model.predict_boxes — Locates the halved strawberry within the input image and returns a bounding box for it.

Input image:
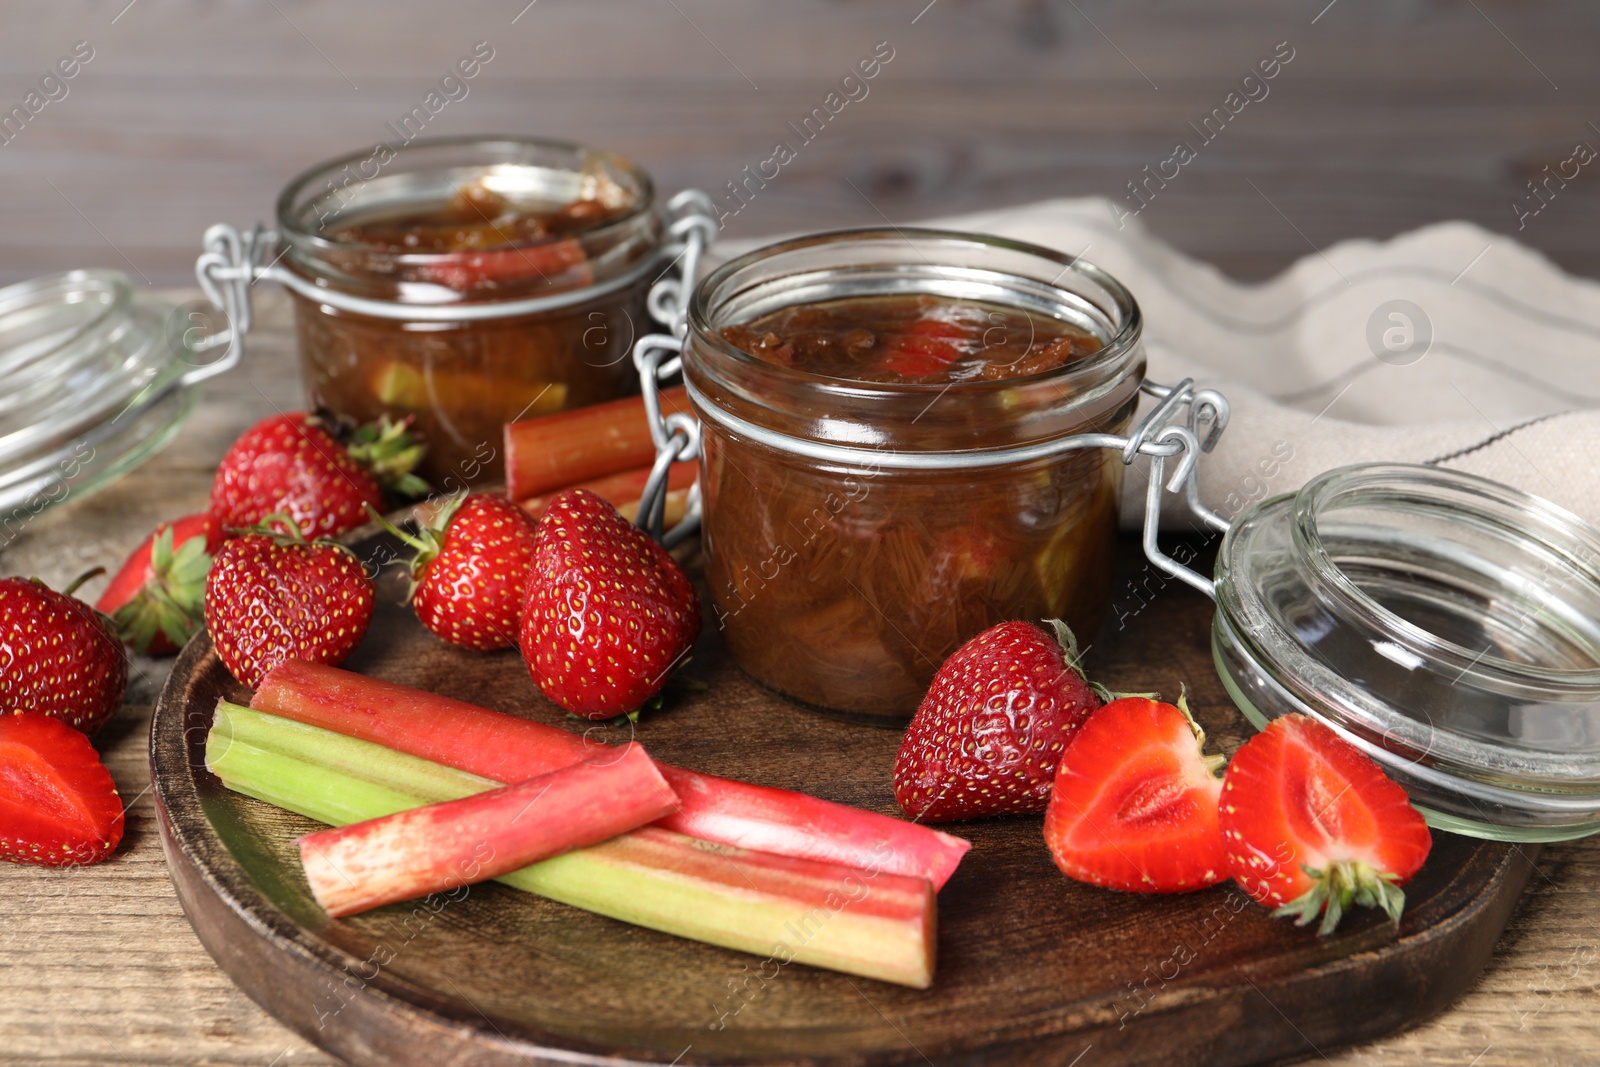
[0,712,124,867]
[95,512,222,655]
[1220,714,1432,934]
[1043,695,1227,893]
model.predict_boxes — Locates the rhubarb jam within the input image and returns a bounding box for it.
[684,229,1145,723]
[276,138,662,489]
[720,295,1102,384]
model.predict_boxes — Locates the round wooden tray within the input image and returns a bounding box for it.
[151,526,1535,1067]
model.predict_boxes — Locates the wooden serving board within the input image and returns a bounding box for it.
[150,526,1535,1067]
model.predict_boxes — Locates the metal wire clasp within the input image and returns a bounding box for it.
[1125,378,1232,599]
[190,222,273,386]
[632,190,717,547]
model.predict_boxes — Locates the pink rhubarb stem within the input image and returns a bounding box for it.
[298,742,678,918]
[252,661,970,890]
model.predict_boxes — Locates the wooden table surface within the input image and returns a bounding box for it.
[1,291,1596,1066]
[2,2,1599,1064]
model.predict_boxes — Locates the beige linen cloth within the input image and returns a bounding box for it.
[906,198,1600,532]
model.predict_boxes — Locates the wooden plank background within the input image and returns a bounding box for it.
[1,0,1598,285]
[1,2,1598,1065]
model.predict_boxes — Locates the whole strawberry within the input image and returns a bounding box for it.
[1221,715,1432,935]
[96,511,222,655]
[519,489,699,719]
[203,517,376,688]
[377,493,541,650]
[0,574,128,735]
[0,712,124,867]
[893,620,1102,822]
[211,413,426,540]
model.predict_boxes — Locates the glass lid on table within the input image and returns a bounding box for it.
[0,269,210,537]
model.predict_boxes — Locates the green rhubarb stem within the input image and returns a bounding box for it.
[207,703,938,988]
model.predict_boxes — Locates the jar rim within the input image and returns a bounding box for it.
[0,268,131,366]
[274,134,658,261]
[687,226,1143,400]
[1290,463,1600,690]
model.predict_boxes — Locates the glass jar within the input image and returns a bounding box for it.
[272,136,664,489]
[682,229,1146,722]
[0,269,202,540]
[1212,463,1600,841]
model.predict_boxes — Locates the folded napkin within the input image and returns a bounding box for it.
[909,199,1600,532]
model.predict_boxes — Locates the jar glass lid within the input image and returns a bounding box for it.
[1212,463,1600,842]
[0,270,199,539]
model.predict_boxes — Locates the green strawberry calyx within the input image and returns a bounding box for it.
[1273,858,1407,937]
[232,514,350,555]
[1042,617,1119,704]
[362,494,468,601]
[1173,688,1227,779]
[344,415,430,500]
[110,529,214,654]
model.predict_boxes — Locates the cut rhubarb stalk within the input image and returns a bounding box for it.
[503,386,693,500]
[298,742,678,918]
[518,460,697,521]
[209,703,937,987]
[251,661,971,889]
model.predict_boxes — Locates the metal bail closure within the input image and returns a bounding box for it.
[1123,378,1232,598]
[631,190,717,547]
[191,188,715,401]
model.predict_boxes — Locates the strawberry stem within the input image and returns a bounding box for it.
[61,567,107,599]
[362,503,433,556]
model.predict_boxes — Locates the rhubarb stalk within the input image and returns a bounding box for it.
[298,742,678,918]
[208,702,937,988]
[518,460,697,523]
[251,660,971,889]
[503,386,692,500]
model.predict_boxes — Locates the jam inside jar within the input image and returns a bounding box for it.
[275,137,663,488]
[683,229,1146,722]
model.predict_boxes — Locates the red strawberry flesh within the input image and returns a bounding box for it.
[1043,696,1227,893]
[1220,714,1431,934]
[0,712,124,867]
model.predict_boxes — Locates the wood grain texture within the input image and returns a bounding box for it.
[1,0,1599,1052]
[146,519,1535,1067]
[0,1,1598,287]
[0,288,1596,1066]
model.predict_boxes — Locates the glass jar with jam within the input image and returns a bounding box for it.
[269,137,665,488]
[682,229,1146,722]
